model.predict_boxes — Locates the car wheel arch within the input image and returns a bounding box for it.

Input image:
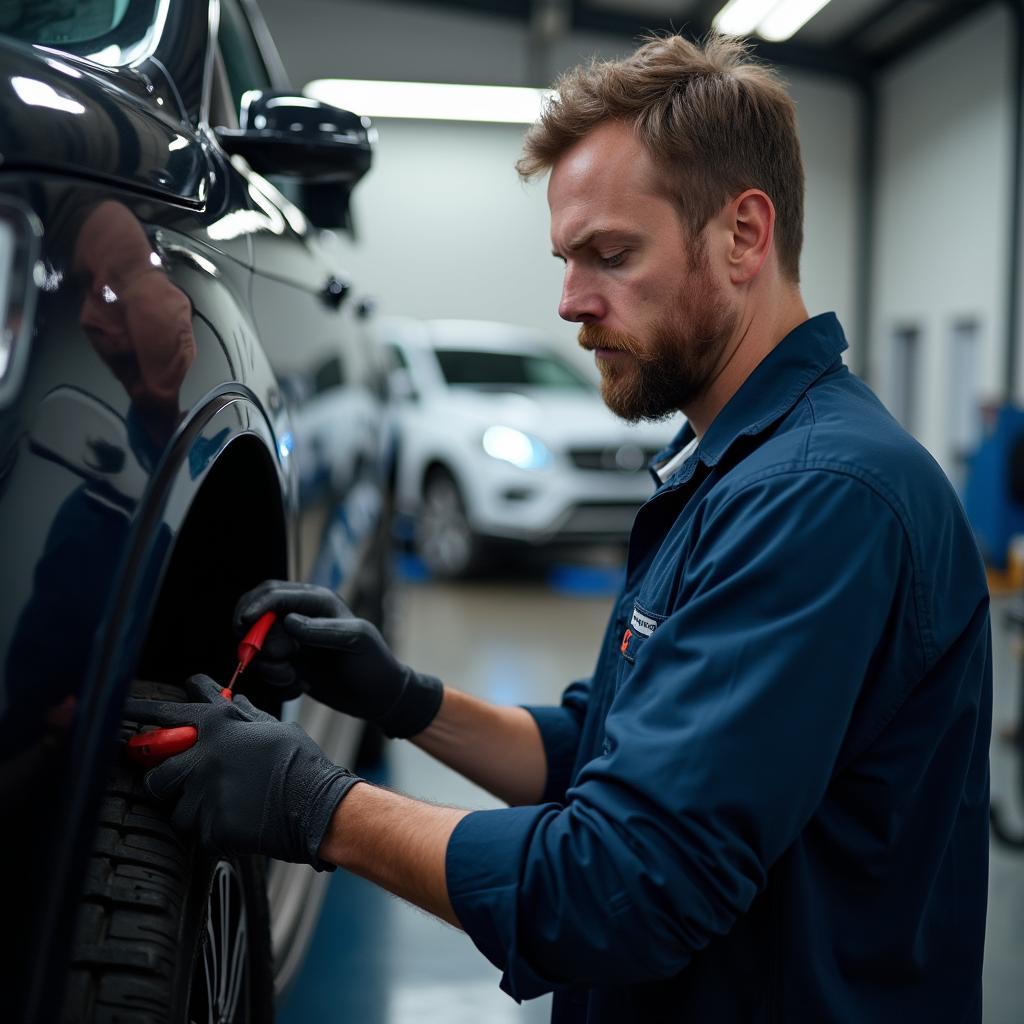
[102,390,293,711]
[27,393,292,1024]
[135,426,291,689]
[421,459,464,499]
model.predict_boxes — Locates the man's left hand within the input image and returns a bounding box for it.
[123,674,361,868]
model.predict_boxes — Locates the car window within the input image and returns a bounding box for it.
[218,0,273,114]
[434,349,594,391]
[0,0,157,62]
[313,354,346,395]
[384,344,409,370]
[216,0,306,201]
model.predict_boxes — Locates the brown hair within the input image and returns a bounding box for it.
[517,33,805,281]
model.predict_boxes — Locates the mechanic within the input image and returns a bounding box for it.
[127,33,992,1022]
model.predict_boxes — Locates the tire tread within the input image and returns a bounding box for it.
[62,683,191,1024]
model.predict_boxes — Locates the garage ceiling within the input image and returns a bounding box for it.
[398,0,996,82]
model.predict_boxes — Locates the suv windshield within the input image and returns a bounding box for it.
[0,0,158,64]
[435,348,594,391]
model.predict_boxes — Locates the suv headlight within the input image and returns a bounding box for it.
[482,425,551,469]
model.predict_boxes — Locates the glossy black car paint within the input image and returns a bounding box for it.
[0,3,388,1020]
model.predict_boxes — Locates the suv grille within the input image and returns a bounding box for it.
[568,444,661,473]
[560,502,641,535]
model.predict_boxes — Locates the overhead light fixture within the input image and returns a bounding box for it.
[712,0,833,42]
[714,0,777,36]
[758,0,834,40]
[304,79,555,124]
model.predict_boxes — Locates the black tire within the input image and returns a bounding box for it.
[62,681,274,1024]
[415,467,485,579]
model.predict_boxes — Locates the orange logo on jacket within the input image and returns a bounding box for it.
[620,628,632,654]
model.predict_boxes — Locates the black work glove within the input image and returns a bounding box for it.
[123,674,360,869]
[234,580,444,739]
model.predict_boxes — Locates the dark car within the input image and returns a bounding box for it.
[0,2,394,1021]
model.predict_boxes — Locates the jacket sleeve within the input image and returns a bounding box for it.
[445,467,918,1000]
[522,677,590,804]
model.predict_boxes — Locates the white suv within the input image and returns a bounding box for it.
[378,317,682,577]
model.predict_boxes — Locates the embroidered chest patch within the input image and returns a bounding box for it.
[629,606,659,637]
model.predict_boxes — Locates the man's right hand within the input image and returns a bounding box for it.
[234,580,444,739]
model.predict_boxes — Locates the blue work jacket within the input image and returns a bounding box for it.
[445,313,992,1023]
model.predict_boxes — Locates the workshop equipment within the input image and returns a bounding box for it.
[125,611,277,766]
[962,402,1024,571]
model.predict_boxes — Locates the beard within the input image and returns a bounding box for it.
[578,242,737,423]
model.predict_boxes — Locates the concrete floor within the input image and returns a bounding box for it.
[280,563,1024,1023]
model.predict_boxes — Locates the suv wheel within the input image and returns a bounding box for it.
[416,468,481,578]
[62,681,274,1023]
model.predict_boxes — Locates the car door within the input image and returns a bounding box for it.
[209,0,390,988]
[0,0,387,1017]
[0,3,297,1019]
[214,0,387,595]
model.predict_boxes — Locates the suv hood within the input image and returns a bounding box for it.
[443,387,682,450]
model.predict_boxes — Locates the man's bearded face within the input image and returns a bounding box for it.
[578,236,737,422]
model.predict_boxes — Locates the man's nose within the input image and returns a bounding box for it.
[558,266,604,323]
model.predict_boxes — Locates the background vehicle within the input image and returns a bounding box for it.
[378,317,681,577]
[0,1,393,1021]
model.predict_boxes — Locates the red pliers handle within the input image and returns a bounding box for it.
[125,725,199,768]
[125,610,277,766]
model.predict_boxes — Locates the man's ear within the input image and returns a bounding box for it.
[727,189,775,285]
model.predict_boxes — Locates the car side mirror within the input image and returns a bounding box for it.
[214,90,374,186]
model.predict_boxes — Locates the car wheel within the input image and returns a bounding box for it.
[62,681,274,1024]
[416,467,482,578]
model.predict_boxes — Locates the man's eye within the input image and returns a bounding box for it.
[602,252,626,268]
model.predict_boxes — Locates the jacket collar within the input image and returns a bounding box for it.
[649,312,848,486]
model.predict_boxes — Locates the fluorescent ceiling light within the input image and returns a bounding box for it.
[712,0,833,42]
[758,0,833,40]
[714,0,779,37]
[305,78,554,124]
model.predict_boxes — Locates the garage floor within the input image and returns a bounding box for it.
[279,560,1024,1024]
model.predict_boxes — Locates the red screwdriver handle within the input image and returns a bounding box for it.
[238,610,277,669]
[125,726,198,767]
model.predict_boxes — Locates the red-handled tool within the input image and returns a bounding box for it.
[125,725,199,768]
[223,610,277,697]
[125,610,278,766]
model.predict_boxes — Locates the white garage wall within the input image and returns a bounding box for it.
[259,0,862,356]
[344,117,576,344]
[788,70,861,350]
[871,3,1013,474]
